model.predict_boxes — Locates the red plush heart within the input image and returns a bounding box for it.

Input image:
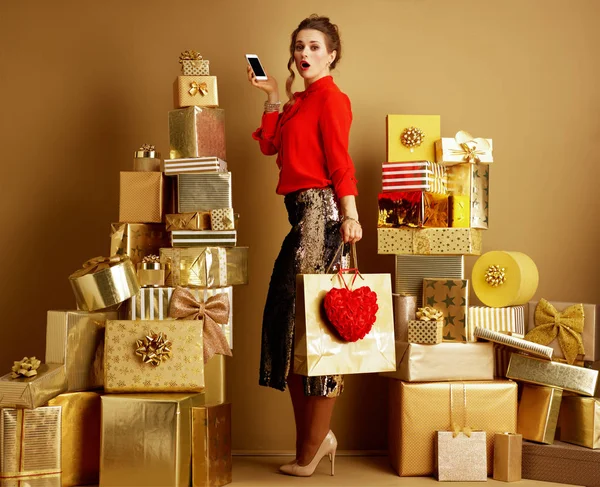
[323,286,379,342]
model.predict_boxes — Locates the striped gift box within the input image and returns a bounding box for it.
[177,172,232,212]
[164,157,227,176]
[474,327,553,360]
[382,161,447,193]
[171,230,237,247]
[468,306,525,342]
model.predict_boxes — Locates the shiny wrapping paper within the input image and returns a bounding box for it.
[392,294,416,342]
[171,230,237,248]
[100,392,203,487]
[493,433,522,482]
[468,305,525,342]
[119,171,164,223]
[177,173,232,213]
[294,273,396,376]
[164,157,227,176]
[474,327,553,359]
[436,431,487,481]
[386,114,440,162]
[161,247,248,288]
[446,163,489,229]
[435,135,494,164]
[381,161,447,193]
[494,344,513,378]
[527,300,599,362]
[110,223,169,268]
[181,59,210,76]
[47,392,101,487]
[559,396,600,449]
[388,380,518,476]
[137,261,165,288]
[0,364,66,409]
[518,384,562,444]
[45,310,118,391]
[104,320,204,393]
[166,212,211,231]
[448,194,470,228]
[210,208,235,231]
[378,227,482,255]
[177,76,219,108]
[422,278,469,342]
[407,320,443,344]
[192,403,232,487]
[133,147,161,172]
[377,190,448,228]
[507,353,599,396]
[0,407,61,486]
[168,107,226,160]
[204,355,227,404]
[381,341,494,382]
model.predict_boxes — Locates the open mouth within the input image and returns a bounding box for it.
[300,61,310,70]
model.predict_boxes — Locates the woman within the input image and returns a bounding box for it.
[248,14,362,477]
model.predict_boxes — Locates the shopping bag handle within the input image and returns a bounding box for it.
[325,242,359,274]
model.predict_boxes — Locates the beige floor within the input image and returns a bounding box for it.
[232,455,579,487]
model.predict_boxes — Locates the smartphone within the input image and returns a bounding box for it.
[246,54,268,81]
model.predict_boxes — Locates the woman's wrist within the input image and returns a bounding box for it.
[267,93,280,103]
[342,216,360,226]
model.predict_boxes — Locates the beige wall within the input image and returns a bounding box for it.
[1,0,599,453]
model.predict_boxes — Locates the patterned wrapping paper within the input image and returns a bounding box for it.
[100,393,204,487]
[110,223,169,268]
[118,171,164,223]
[378,191,448,228]
[381,161,447,193]
[493,433,522,482]
[171,230,237,248]
[192,403,232,487]
[177,76,219,108]
[169,107,226,160]
[392,294,416,342]
[45,310,118,392]
[474,327,553,359]
[210,208,235,231]
[0,364,67,409]
[378,227,482,255]
[422,278,469,342]
[181,59,210,76]
[388,380,517,477]
[0,407,61,486]
[468,306,525,342]
[166,212,212,231]
[386,114,440,162]
[407,320,443,344]
[163,157,227,176]
[47,392,101,487]
[177,173,232,213]
[104,320,204,393]
[517,384,562,444]
[559,396,600,449]
[446,163,489,229]
[436,431,487,481]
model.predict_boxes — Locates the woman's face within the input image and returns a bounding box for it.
[294,29,336,83]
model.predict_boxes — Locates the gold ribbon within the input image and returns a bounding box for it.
[168,286,232,363]
[485,264,506,287]
[189,81,208,97]
[135,331,172,366]
[416,306,444,321]
[70,255,126,278]
[524,298,585,364]
[10,357,41,379]
[452,423,473,438]
[138,143,155,151]
[449,130,492,163]
[449,383,474,438]
[179,50,203,63]
[142,254,160,264]
[400,126,425,151]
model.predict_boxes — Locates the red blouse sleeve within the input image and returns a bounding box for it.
[251,111,280,156]
[319,92,358,198]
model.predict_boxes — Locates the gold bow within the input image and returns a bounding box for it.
[452,423,472,438]
[142,255,160,264]
[524,298,585,364]
[135,331,172,366]
[189,81,208,97]
[179,50,203,62]
[450,130,491,163]
[139,143,155,151]
[11,357,41,378]
[416,306,444,321]
[70,255,126,278]
[169,286,232,363]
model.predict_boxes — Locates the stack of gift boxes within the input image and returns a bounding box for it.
[379,115,600,483]
[0,50,246,487]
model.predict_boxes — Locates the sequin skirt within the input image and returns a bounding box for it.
[259,187,344,397]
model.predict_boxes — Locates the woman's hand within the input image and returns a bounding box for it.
[247,65,279,98]
[340,219,362,244]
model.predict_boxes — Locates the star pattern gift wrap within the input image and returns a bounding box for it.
[178,173,232,213]
[388,380,517,477]
[386,114,440,162]
[0,363,67,409]
[104,320,204,393]
[436,431,487,481]
[559,396,600,449]
[378,191,448,228]
[119,171,164,223]
[378,227,482,255]
[517,384,562,444]
[446,163,489,229]
[423,278,469,342]
[177,76,219,108]
[381,161,447,193]
[0,407,61,486]
[110,223,169,268]
[468,305,525,342]
[493,433,522,482]
[192,403,232,487]
[100,393,204,487]
[169,107,226,160]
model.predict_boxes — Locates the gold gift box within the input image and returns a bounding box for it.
[436,431,487,481]
[388,380,517,476]
[378,191,448,228]
[192,403,232,487]
[168,107,226,160]
[45,310,118,391]
[210,208,235,231]
[407,320,443,344]
[448,194,470,228]
[119,171,164,223]
[166,212,212,231]
[47,392,101,487]
[386,114,440,163]
[110,223,169,268]
[177,76,219,108]
[468,306,525,342]
[517,384,562,444]
[435,135,494,165]
[181,59,210,76]
[559,396,600,449]
[507,353,599,396]
[0,407,61,486]
[0,364,67,409]
[446,163,489,229]
[204,354,227,404]
[137,261,165,287]
[177,173,232,213]
[378,227,482,255]
[493,432,522,482]
[423,278,469,342]
[133,146,161,172]
[100,393,204,487]
[104,320,204,393]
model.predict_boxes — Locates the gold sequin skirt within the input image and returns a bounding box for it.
[259,187,344,397]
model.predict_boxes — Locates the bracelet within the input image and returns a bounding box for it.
[343,217,361,226]
[264,101,281,113]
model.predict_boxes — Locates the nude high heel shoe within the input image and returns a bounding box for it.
[279,430,337,477]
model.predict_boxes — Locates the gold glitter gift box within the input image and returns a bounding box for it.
[378,227,482,255]
[169,107,226,160]
[517,384,562,444]
[0,364,67,409]
[386,114,440,163]
[378,191,448,228]
[177,76,219,108]
[110,223,169,268]
[558,396,600,449]
[493,432,522,482]
[436,431,487,481]
[422,278,469,342]
[119,171,164,223]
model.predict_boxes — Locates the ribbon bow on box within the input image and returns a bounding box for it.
[69,255,126,278]
[524,298,585,365]
[179,50,203,62]
[10,357,41,379]
[450,130,492,164]
[189,81,208,97]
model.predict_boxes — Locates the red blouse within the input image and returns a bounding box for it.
[251,75,358,199]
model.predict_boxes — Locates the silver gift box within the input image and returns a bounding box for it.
[177,172,232,213]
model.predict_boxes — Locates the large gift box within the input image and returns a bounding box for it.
[169,107,226,160]
[46,310,118,391]
[177,76,219,108]
[435,131,494,165]
[378,191,448,228]
[171,230,237,248]
[468,305,525,341]
[164,157,227,176]
[446,163,489,229]
[166,212,212,231]
[559,396,600,449]
[100,392,203,487]
[110,223,169,268]
[0,363,67,409]
[517,384,562,444]
[378,227,482,255]
[386,114,440,162]
[381,161,447,193]
[422,278,469,342]
[119,171,164,223]
[388,380,518,476]
[177,173,232,213]
[104,320,204,393]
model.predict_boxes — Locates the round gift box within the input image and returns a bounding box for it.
[137,261,165,288]
[472,251,538,307]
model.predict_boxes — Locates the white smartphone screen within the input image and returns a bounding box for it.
[247,56,267,78]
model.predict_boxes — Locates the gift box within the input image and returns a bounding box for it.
[386,114,440,163]
[446,163,489,229]
[192,403,232,487]
[119,171,164,223]
[177,76,219,108]
[133,144,162,172]
[381,161,447,193]
[179,50,210,76]
[378,191,448,228]
[526,300,598,363]
[110,223,169,268]
[210,208,235,231]
[474,327,553,359]
[506,353,599,396]
[381,341,494,382]
[468,305,525,341]
[204,354,227,404]
[171,230,237,248]
[166,212,212,231]
[407,320,443,344]
[104,320,204,392]
[517,384,562,444]
[137,257,165,287]
[47,392,101,487]
[448,194,470,228]
[45,310,118,391]
[493,433,522,482]
[161,246,248,288]
[100,392,203,487]
[129,286,174,320]
[388,379,517,476]
[0,407,61,486]
[436,431,487,481]
[177,173,232,213]
[559,396,600,449]
[169,107,226,160]
[422,278,469,342]
[0,363,67,409]
[378,227,482,255]
[392,294,416,342]
[164,156,227,176]
[435,131,494,165]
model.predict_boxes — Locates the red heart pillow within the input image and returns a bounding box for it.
[323,286,379,342]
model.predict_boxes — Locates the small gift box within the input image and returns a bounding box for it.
[436,430,487,481]
[378,191,448,228]
[448,194,471,228]
[517,384,562,444]
[435,131,494,165]
[392,293,416,342]
[179,49,210,76]
[119,171,164,223]
[468,305,525,342]
[137,255,165,287]
[178,173,232,213]
[493,433,522,482]
[169,107,226,160]
[177,76,219,108]
[378,227,482,255]
[109,223,169,268]
[210,208,235,231]
[474,327,553,359]
[559,396,600,449]
[166,211,212,231]
[0,362,67,409]
[446,162,489,229]
[133,143,161,172]
[164,156,227,176]
[407,307,444,344]
[422,278,469,342]
[381,161,447,193]
[386,114,440,163]
[171,230,237,247]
